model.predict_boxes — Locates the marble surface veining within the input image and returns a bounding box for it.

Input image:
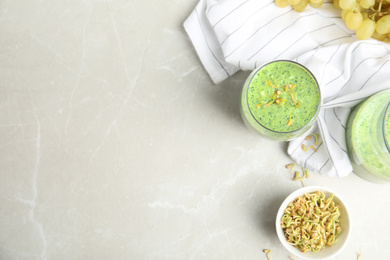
[1,0,389,259]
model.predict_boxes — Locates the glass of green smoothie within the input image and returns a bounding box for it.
[240,60,321,141]
[346,90,390,183]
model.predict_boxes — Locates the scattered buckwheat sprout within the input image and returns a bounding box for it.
[286,163,295,175]
[263,249,271,260]
[286,164,309,187]
[301,144,318,152]
[357,248,362,259]
[302,133,323,152]
[293,171,305,186]
[305,133,321,145]
[303,168,309,178]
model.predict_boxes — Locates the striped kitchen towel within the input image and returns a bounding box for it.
[184,0,390,177]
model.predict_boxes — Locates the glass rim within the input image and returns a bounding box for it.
[245,60,322,134]
[383,100,390,152]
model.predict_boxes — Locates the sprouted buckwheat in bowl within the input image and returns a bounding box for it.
[275,186,351,260]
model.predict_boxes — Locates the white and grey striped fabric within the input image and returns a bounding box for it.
[184,0,390,177]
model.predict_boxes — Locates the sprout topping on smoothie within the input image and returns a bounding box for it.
[287,115,293,126]
[256,80,302,126]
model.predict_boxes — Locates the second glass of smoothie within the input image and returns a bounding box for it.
[345,90,390,183]
[240,60,321,141]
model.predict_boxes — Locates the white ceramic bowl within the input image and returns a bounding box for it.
[275,186,351,260]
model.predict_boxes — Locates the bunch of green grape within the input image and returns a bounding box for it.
[275,0,324,12]
[275,0,390,42]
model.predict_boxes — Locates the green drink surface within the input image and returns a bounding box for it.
[246,61,320,132]
[347,91,390,178]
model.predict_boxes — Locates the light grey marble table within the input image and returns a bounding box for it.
[1,0,389,259]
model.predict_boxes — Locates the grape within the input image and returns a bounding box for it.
[293,0,309,11]
[362,11,369,19]
[333,0,341,9]
[275,0,290,8]
[288,0,302,5]
[359,0,375,9]
[356,18,376,39]
[376,15,390,34]
[345,10,363,30]
[339,0,356,10]
[310,0,323,8]
[372,31,387,41]
[359,5,366,13]
[342,8,352,20]
[274,0,390,43]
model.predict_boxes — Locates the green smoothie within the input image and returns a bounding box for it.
[345,90,390,183]
[240,60,321,141]
[385,107,390,149]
